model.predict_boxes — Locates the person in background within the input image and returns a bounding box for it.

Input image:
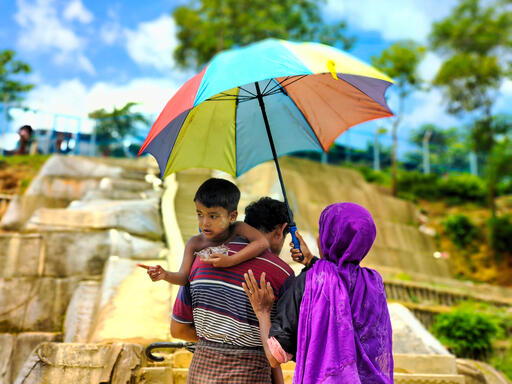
[15,125,37,155]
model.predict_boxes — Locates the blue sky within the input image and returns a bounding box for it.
[1,0,511,151]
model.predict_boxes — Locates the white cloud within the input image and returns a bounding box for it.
[400,88,458,129]
[326,0,457,42]
[418,52,443,82]
[124,15,178,71]
[101,21,124,45]
[16,0,82,51]
[63,0,93,24]
[99,5,123,45]
[22,77,181,121]
[15,0,94,74]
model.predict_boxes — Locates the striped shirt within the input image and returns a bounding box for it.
[172,238,294,347]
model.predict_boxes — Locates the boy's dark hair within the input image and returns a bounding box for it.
[244,197,290,235]
[194,178,240,212]
[19,125,33,135]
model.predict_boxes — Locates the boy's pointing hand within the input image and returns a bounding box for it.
[137,264,167,281]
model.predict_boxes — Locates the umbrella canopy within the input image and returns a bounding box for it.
[139,39,393,179]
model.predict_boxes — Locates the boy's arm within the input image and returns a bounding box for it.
[206,222,269,268]
[162,237,199,285]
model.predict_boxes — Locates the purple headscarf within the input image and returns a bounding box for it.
[294,203,393,384]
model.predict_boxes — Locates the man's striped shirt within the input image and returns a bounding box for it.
[172,239,294,347]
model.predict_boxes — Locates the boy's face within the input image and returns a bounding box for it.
[195,201,237,240]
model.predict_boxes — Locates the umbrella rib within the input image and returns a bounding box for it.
[238,86,257,97]
[261,79,274,94]
[207,92,252,102]
[277,75,308,91]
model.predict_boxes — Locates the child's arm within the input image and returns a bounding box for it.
[206,222,269,268]
[271,366,285,384]
[138,236,200,286]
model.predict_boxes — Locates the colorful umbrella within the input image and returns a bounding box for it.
[139,39,393,248]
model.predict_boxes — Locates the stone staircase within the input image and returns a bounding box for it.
[0,155,170,384]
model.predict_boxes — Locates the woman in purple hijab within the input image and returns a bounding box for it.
[243,202,393,383]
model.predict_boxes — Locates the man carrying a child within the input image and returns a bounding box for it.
[170,179,295,383]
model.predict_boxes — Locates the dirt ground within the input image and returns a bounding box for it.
[0,155,50,220]
[419,199,512,286]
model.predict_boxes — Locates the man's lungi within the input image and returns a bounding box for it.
[187,340,271,384]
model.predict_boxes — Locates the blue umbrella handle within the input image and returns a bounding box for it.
[289,224,303,261]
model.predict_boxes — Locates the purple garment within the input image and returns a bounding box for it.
[294,203,393,384]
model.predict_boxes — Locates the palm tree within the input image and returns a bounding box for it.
[89,102,149,156]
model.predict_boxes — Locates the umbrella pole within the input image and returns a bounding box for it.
[255,82,301,252]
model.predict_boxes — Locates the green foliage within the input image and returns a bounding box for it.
[488,215,512,257]
[397,171,439,200]
[88,102,149,156]
[430,0,512,216]
[437,174,487,204]
[432,309,498,359]
[0,49,34,103]
[371,40,426,196]
[498,178,512,196]
[490,348,512,380]
[405,124,471,174]
[352,165,390,185]
[371,40,426,97]
[172,0,355,69]
[442,214,480,249]
[430,0,512,115]
[0,154,50,168]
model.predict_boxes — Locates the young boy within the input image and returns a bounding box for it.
[138,178,269,285]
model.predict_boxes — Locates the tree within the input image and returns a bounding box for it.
[405,124,469,174]
[0,49,34,104]
[430,0,512,216]
[88,102,150,156]
[172,0,355,69]
[430,0,511,116]
[474,115,512,216]
[371,40,426,196]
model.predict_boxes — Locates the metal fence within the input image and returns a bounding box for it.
[0,104,481,176]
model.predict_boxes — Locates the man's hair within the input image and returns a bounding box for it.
[194,178,240,212]
[244,197,290,234]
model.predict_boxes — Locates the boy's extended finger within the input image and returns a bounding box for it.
[137,264,150,270]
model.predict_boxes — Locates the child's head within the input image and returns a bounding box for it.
[194,178,240,239]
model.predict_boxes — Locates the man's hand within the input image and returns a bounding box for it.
[242,270,275,318]
[202,253,234,268]
[290,231,314,266]
[137,264,167,281]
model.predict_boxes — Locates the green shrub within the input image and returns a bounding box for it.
[432,309,498,359]
[397,171,439,200]
[358,166,388,184]
[488,215,512,257]
[498,177,512,196]
[443,214,480,249]
[437,174,487,205]
[490,348,512,380]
